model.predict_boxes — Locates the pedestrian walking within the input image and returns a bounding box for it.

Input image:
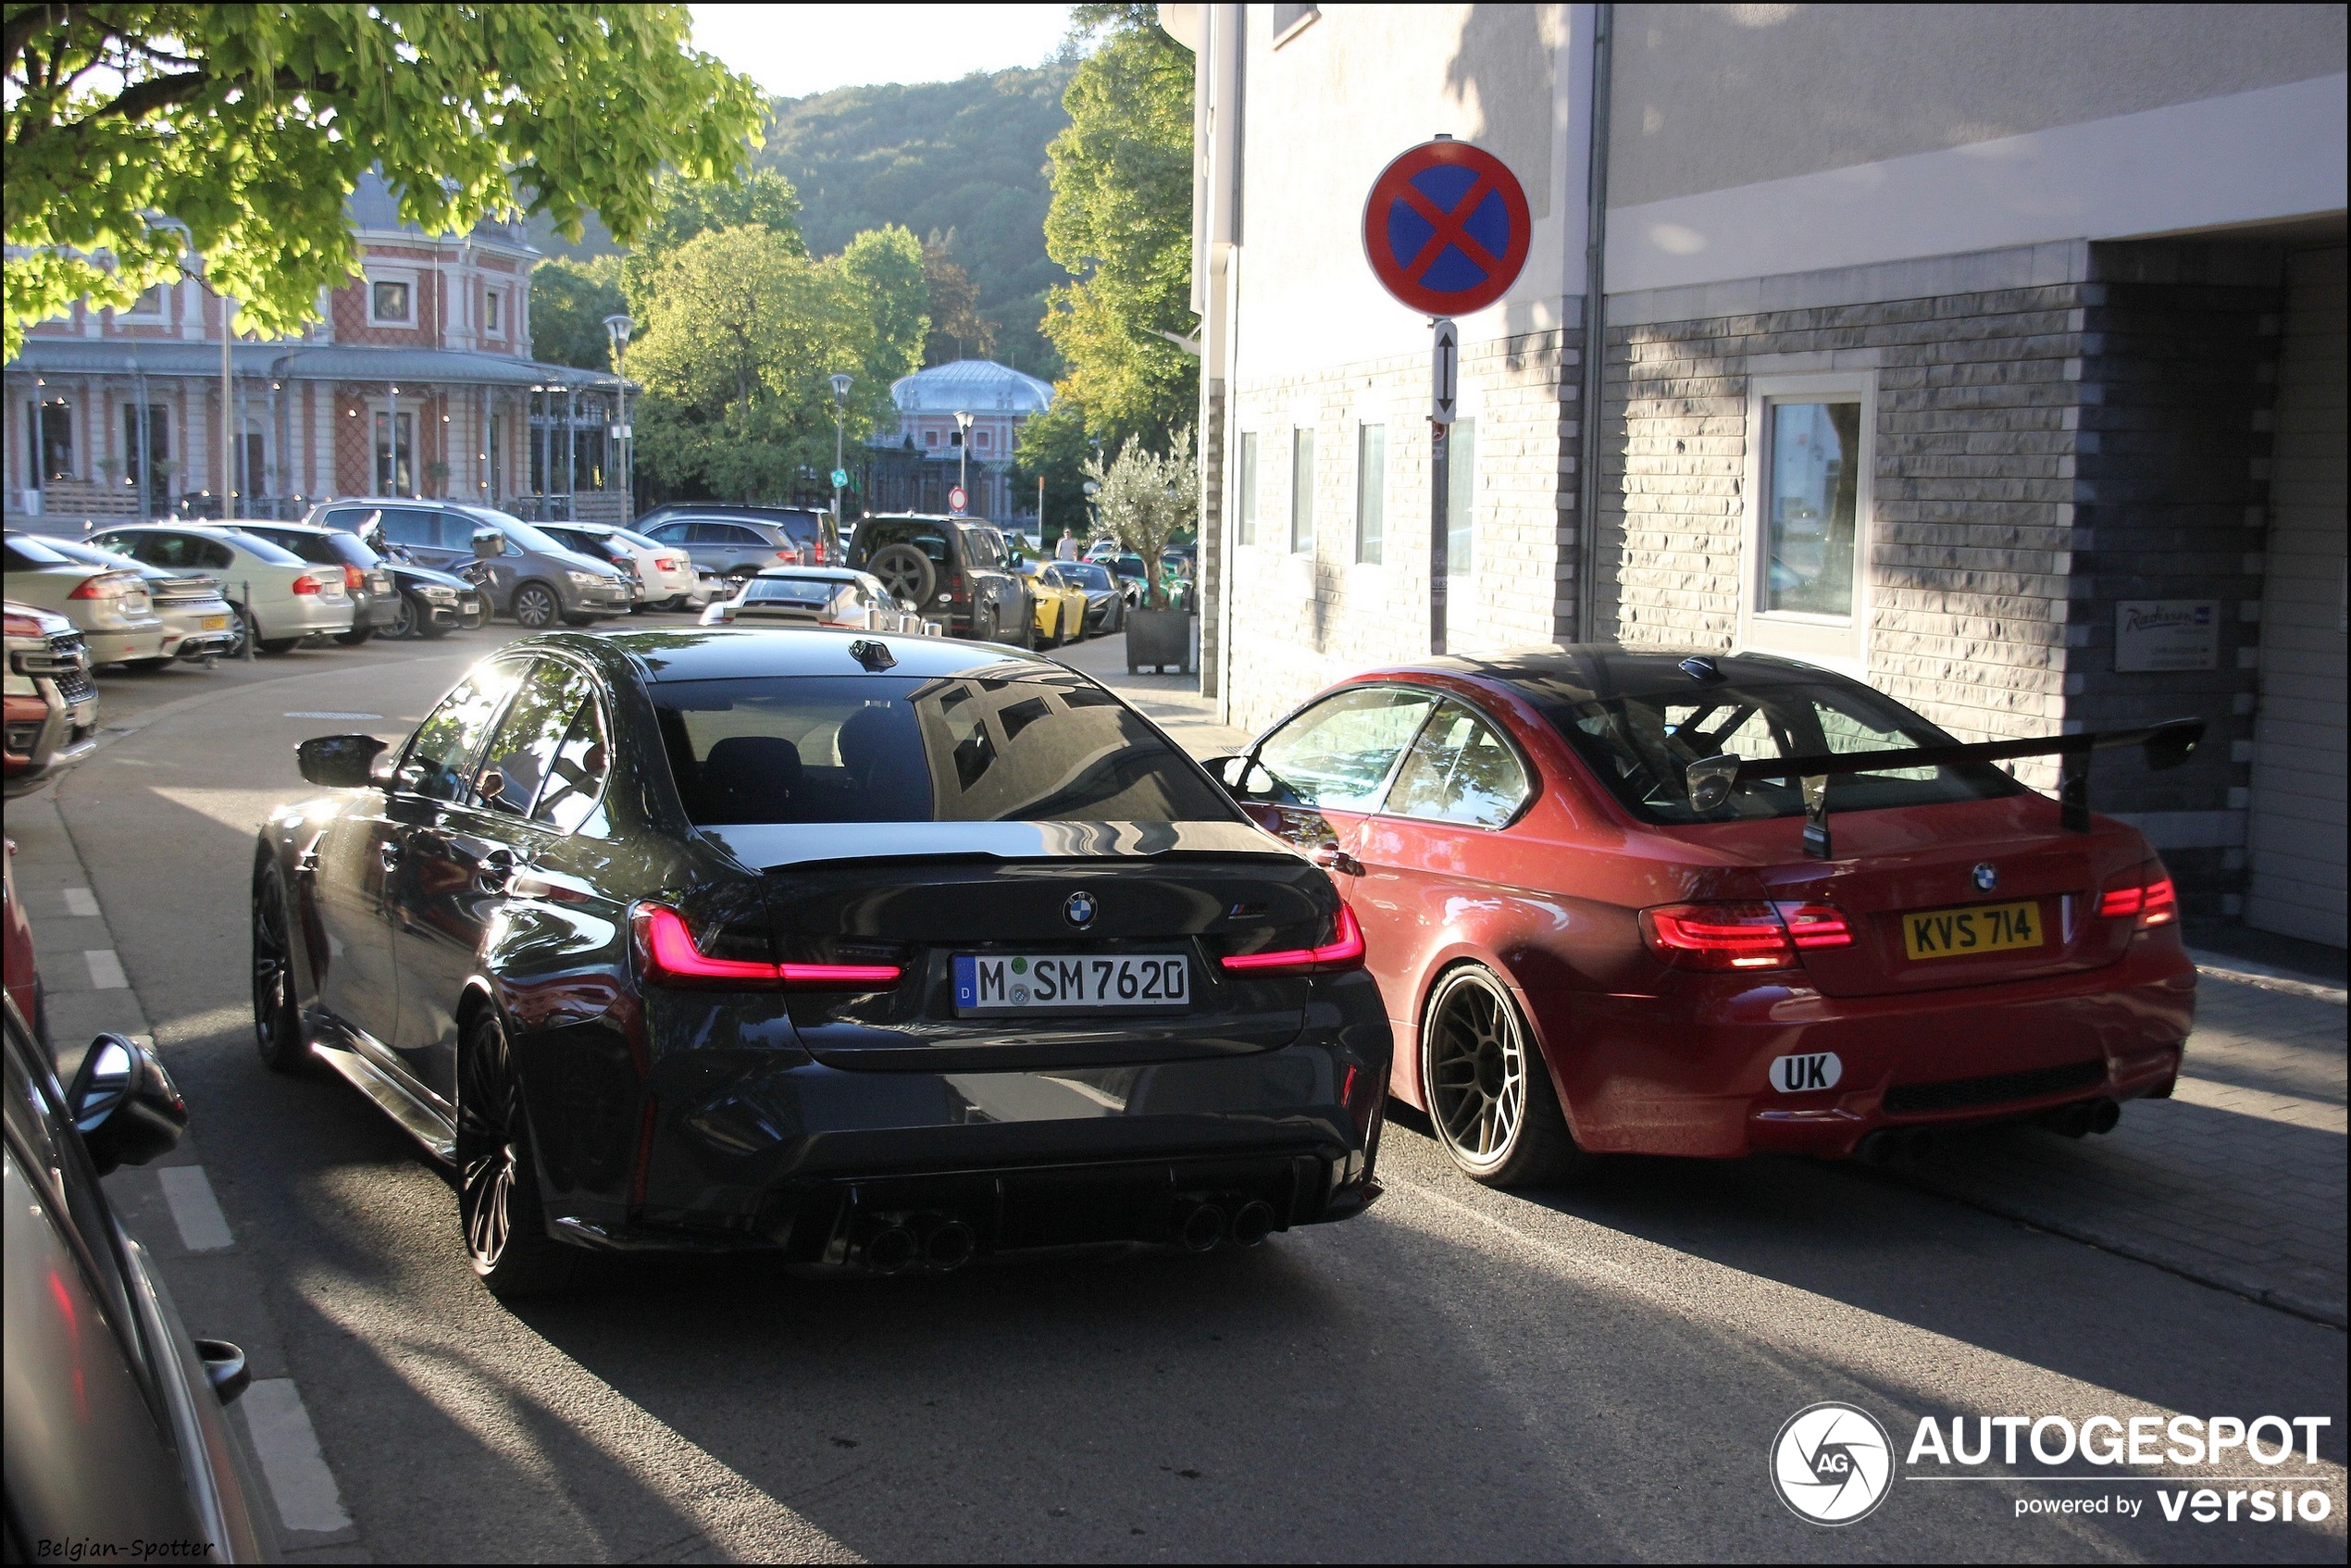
[1055,529,1080,561]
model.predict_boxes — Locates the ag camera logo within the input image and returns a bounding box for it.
[1773,1402,1894,1524]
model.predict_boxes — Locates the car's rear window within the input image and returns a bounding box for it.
[247,529,338,566]
[6,536,75,567]
[1533,672,2024,825]
[652,672,1235,826]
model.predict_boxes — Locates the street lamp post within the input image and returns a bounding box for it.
[953,410,974,511]
[828,373,853,538]
[603,314,634,525]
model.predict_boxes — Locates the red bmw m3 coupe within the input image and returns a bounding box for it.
[1209,647,2199,1186]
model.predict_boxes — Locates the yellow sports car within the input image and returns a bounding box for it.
[1016,558,1091,647]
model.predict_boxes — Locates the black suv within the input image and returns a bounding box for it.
[848,515,1032,644]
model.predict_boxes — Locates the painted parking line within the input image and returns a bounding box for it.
[62,887,99,917]
[282,711,382,720]
[157,1165,235,1251]
[83,949,128,989]
[238,1379,354,1534]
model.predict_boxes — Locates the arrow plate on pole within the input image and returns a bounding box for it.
[1432,318,1459,425]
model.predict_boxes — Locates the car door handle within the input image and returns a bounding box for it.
[475,846,518,893]
[379,840,402,869]
[1314,845,1363,877]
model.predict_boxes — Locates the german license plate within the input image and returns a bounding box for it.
[952,953,1189,1014]
[1902,900,2045,961]
[199,615,228,631]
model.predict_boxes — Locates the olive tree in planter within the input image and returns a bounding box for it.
[1086,428,1197,674]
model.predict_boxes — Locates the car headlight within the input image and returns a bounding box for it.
[418,585,458,603]
[566,569,603,588]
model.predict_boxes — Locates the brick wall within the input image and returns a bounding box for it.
[1221,327,1581,736]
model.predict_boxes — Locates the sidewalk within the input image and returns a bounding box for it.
[1053,630,1252,758]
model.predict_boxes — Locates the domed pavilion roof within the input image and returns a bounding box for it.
[891,358,1055,416]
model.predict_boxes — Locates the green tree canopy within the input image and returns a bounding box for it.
[1013,400,1099,541]
[1085,427,1195,610]
[2,3,765,359]
[637,168,804,260]
[529,254,626,371]
[921,237,997,367]
[625,222,926,505]
[1039,6,1198,453]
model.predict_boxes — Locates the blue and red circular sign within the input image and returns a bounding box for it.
[1362,140,1531,317]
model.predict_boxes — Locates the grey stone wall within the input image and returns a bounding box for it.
[1221,327,1582,736]
[1592,251,2286,915]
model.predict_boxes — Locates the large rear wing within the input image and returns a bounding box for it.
[1685,718,2206,860]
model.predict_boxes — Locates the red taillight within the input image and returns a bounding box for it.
[2098,861,2177,928]
[1774,902,1853,949]
[1639,902,1797,970]
[656,555,682,571]
[1221,902,1366,974]
[813,541,830,565]
[291,570,334,595]
[630,903,900,990]
[775,547,801,565]
[948,570,968,602]
[343,565,367,592]
[4,611,46,641]
[68,571,138,601]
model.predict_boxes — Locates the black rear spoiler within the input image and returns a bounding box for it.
[1685,717,2205,859]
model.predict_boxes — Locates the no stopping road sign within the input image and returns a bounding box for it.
[1362,140,1531,317]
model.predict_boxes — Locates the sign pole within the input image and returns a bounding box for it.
[1431,317,1458,655]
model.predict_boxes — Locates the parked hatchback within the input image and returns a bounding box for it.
[300,498,631,628]
[83,523,353,655]
[539,521,703,612]
[3,532,168,665]
[847,513,1032,644]
[636,503,840,572]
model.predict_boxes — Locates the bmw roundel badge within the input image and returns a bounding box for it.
[1972,862,1998,892]
[1064,891,1098,929]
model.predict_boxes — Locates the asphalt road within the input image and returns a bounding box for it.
[44,626,2349,1563]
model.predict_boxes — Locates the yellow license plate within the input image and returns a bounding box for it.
[1903,900,2045,961]
[200,616,228,630]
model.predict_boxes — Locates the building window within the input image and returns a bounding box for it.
[1447,418,1474,578]
[32,399,74,482]
[925,429,940,448]
[1290,427,1314,553]
[120,404,168,491]
[370,280,413,324]
[1742,374,1874,674]
[120,285,168,321]
[1237,431,1258,546]
[1271,3,1320,46]
[483,291,502,334]
[375,411,414,494]
[488,413,504,498]
[1355,422,1385,564]
[975,428,991,452]
[238,429,267,500]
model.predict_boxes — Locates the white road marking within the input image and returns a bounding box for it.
[61,886,99,917]
[282,711,382,720]
[83,949,127,989]
[238,1379,354,1533]
[157,1165,235,1251]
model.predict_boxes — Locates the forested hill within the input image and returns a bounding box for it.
[758,64,1076,377]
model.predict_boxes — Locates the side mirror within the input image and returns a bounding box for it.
[2142,717,2204,772]
[1686,753,1741,813]
[471,529,504,560]
[1203,754,1275,801]
[296,733,389,789]
[701,600,738,625]
[68,1034,187,1176]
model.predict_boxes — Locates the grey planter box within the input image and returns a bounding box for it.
[1126,607,1197,674]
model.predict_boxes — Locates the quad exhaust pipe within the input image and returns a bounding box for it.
[1176,1195,1280,1251]
[852,1213,979,1275]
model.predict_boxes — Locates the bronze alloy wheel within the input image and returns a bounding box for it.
[249,852,308,1072]
[455,1010,579,1297]
[1421,964,1585,1188]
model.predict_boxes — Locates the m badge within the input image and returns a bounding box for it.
[1770,1052,1843,1094]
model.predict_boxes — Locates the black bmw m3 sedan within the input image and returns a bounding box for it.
[253,628,1390,1294]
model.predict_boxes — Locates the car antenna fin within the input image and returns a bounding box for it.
[848,639,896,672]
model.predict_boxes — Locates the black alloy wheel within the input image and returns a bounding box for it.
[390,592,420,639]
[455,1010,579,1298]
[250,852,310,1073]
[1421,964,1586,1188]
[511,582,560,629]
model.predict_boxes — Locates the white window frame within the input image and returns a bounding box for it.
[118,283,168,323]
[367,271,417,326]
[1234,429,1259,549]
[1738,370,1877,679]
[482,288,504,337]
[1353,417,1386,566]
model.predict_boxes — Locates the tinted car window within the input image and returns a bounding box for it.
[1540,672,2025,825]
[653,673,1233,826]
[398,664,521,803]
[646,521,691,544]
[1256,686,1438,811]
[1056,562,1113,591]
[456,507,567,556]
[246,529,338,566]
[218,530,303,566]
[379,507,442,547]
[1385,701,1530,828]
[477,660,592,815]
[6,537,75,567]
[963,528,1003,569]
[692,522,764,546]
[322,506,378,532]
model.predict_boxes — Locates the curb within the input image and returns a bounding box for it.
[2187,951,2348,1008]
